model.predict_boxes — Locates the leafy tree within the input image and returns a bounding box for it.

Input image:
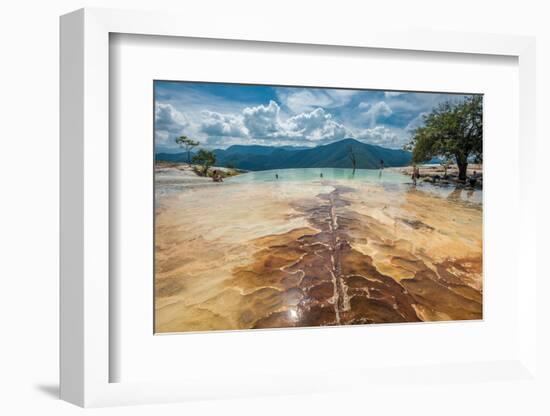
[175,135,200,163]
[406,96,482,180]
[192,149,216,175]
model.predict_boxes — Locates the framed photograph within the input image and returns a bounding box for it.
[153,80,483,333]
[60,8,538,407]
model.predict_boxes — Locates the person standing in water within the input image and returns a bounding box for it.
[380,159,385,170]
[320,172,323,178]
[275,173,279,179]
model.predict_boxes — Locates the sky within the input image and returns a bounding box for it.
[154,81,473,153]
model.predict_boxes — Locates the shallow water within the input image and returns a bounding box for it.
[205,167,482,204]
[155,172,483,333]
[227,168,408,184]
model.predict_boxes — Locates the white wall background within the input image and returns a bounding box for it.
[0,0,548,415]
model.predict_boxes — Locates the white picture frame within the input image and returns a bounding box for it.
[60,7,538,407]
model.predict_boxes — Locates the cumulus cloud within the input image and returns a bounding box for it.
[242,100,282,138]
[155,103,188,133]
[155,98,409,150]
[361,101,393,126]
[286,107,350,142]
[155,103,189,148]
[196,101,351,144]
[200,110,248,138]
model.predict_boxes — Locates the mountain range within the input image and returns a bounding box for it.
[156,138,412,171]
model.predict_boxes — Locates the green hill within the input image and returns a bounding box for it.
[157,138,412,170]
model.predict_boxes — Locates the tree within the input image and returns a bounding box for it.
[406,95,482,181]
[347,145,357,172]
[192,149,216,175]
[175,135,199,163]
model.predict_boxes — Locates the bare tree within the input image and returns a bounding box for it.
[175,135,200,163]
[347,145,357,173]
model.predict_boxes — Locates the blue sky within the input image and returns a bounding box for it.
[155,81,473,153]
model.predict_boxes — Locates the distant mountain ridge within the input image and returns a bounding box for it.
[156,138,412,170]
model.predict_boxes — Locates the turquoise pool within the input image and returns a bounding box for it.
[226,168,409,184]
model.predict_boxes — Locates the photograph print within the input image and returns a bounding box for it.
[154,81,483,333]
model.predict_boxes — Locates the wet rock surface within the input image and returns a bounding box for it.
[155,180,482,332]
